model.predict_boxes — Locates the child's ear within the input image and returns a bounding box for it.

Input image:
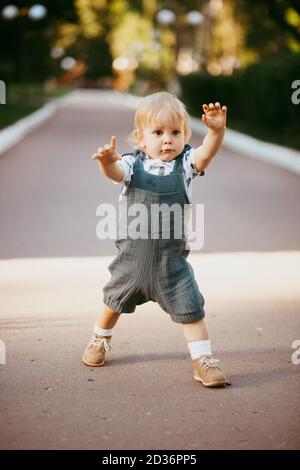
[135,130,145,148]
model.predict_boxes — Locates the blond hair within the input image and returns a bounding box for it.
[126,91,192,149]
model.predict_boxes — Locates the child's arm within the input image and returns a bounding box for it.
[194,102,227,172]
[91,135,125,183]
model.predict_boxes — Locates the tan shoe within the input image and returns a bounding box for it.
[82,334,112,367]
[193,355,231,387]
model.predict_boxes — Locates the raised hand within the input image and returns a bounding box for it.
[91,136,121,166]
[201,102,227,131]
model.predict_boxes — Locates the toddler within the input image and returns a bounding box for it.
[83,91,230,388]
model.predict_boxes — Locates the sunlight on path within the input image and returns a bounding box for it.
[0,252,299,319]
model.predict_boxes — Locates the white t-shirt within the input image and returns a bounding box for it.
[112,146,204,203]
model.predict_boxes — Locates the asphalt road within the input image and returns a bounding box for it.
[0,90,299,450]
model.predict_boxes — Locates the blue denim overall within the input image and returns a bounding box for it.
[103,145,205,324]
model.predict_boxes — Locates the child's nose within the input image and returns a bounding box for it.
[163,134,172,143]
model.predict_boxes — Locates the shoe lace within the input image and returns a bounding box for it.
[89,336,112,352]
[199,356,220,371]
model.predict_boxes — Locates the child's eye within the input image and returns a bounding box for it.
[153,130,180,136]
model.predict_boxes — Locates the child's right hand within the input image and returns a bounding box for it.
[91,136,121,166]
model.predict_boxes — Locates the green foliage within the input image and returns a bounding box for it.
[0,1,79,83]
[84,38,112,78]
[179,53,300,150]
[0,104,41,130]
[235,0,300,57]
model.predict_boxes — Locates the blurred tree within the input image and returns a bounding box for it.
[210,1,244,65]
[58,0,113,83]
[0,0,78,83]
[234,0,300,59]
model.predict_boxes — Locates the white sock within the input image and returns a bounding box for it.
[93,324,113,337]
[187,339,212,360]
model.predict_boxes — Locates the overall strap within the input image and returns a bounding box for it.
[173,144,191,172]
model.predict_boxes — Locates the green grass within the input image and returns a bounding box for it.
[0,84,71,130]
[45,85,71,98]
[0,104,41,130]
[7,83,71,99]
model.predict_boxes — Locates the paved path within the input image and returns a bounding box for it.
[0,91,299,450]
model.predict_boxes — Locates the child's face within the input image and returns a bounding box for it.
[138,114,185,161]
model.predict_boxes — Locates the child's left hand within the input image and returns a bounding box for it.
[202,102,227,131]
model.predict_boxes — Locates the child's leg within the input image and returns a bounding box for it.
[182,318,209,342]
[182,318,230,386]
[96,306,122,329]
[93,305,122,336]
[182,318,212,359]
[83,306,121,366]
